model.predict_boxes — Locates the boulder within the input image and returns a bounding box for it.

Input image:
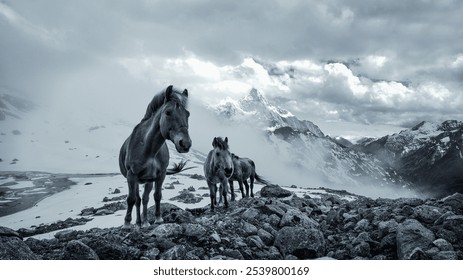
[396,219,435,260]
[279,208,319,229]
[440,193,463,211]
[274,226,325,259]
[150,223,184,238]
[260,185,292,198]
[61,240,99,260]
[0,227,40,260]
[414,205,445,224]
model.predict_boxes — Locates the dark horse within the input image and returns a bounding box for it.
[229,153,270,200]
[119,85,192,227]
[204,137,234,211]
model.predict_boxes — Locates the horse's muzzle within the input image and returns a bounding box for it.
[224,168,233,177]
[175,137,192,153]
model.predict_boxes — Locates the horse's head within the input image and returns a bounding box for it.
[211,137,234,178]
[160,85,192,153]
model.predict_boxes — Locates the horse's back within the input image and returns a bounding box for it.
[240,158,255,179]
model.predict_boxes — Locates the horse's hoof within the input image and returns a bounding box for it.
[154,217,164,224]
[142,222,150,228]
[122,223,132,230]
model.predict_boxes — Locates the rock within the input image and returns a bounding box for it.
[396,219,435,260]
[183,224,207,239]
[150,224,184,238]
[409,247,427,260]
[94,209,115,216]
[169,189,202,204]
[354,219,370,231]
[378,219,398,238]
[247,235,266,249]
[160,245,187,260]
[241,221,258,236]
[434,211,455,225]
[414,205,444,224]
[433,251,458,260]
[274,226,325,259]
[442,215,463,240]
[352,231,372,245]
[342,212,359,223]
[257,229,274,246]
[0,227,40,260]
[432,238,453,251]
[55,229,79,241]
[143,247,161,260]
[211,232,221,243]
[242,208,260,222]
[353,242,370,258]
[222,249,243,259]
[440,193,463,211]
[87,239,128,260]
[260,185,292,198]
[279,208,319,229]
[255,246,282,259]
[61,240,99,260]
[260,204,286,217]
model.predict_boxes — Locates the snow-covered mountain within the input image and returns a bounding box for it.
[356,120,463,197]
[212,89,413,198]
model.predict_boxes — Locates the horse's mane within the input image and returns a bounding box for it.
[141,86,188,122]
[214,137,229,150]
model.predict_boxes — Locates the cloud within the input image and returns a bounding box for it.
[1,1,462,130]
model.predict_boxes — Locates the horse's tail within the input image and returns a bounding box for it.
[166,160,195,175]
[254,173,271,186]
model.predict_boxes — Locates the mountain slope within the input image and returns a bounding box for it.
[212,89,412,198]
[356,120,463,197]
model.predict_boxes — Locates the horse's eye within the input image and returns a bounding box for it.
[165,110,172,116]
[216,152,220,156]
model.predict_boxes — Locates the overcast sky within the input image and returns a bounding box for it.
[1,0,463,135]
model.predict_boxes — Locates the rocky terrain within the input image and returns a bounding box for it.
[1,185,462,260]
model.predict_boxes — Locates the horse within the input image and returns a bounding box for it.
[203,137,234,211]
[229,153,270,200]
[119,85,192,227]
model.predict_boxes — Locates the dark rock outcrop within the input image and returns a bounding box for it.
[3,190,462,260]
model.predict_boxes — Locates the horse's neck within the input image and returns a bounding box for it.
[143,110,165,155]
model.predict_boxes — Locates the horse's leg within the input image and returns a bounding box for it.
[221,180,229,208]
[135,184,142,227]
[207,181,217,211]
[229,180,235,201]
[238,179,246,198]
[218,184,223,205]
[141,182,153,227]
[124,171,138,228]
[153,173,166,224]
[249,175,255,197]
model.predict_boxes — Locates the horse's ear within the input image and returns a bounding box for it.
[212,137,217,147]
[165,85,174,102]
[225,137,228,143]
[182,89,188,97]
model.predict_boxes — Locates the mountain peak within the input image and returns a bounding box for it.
[240,88,269,108]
